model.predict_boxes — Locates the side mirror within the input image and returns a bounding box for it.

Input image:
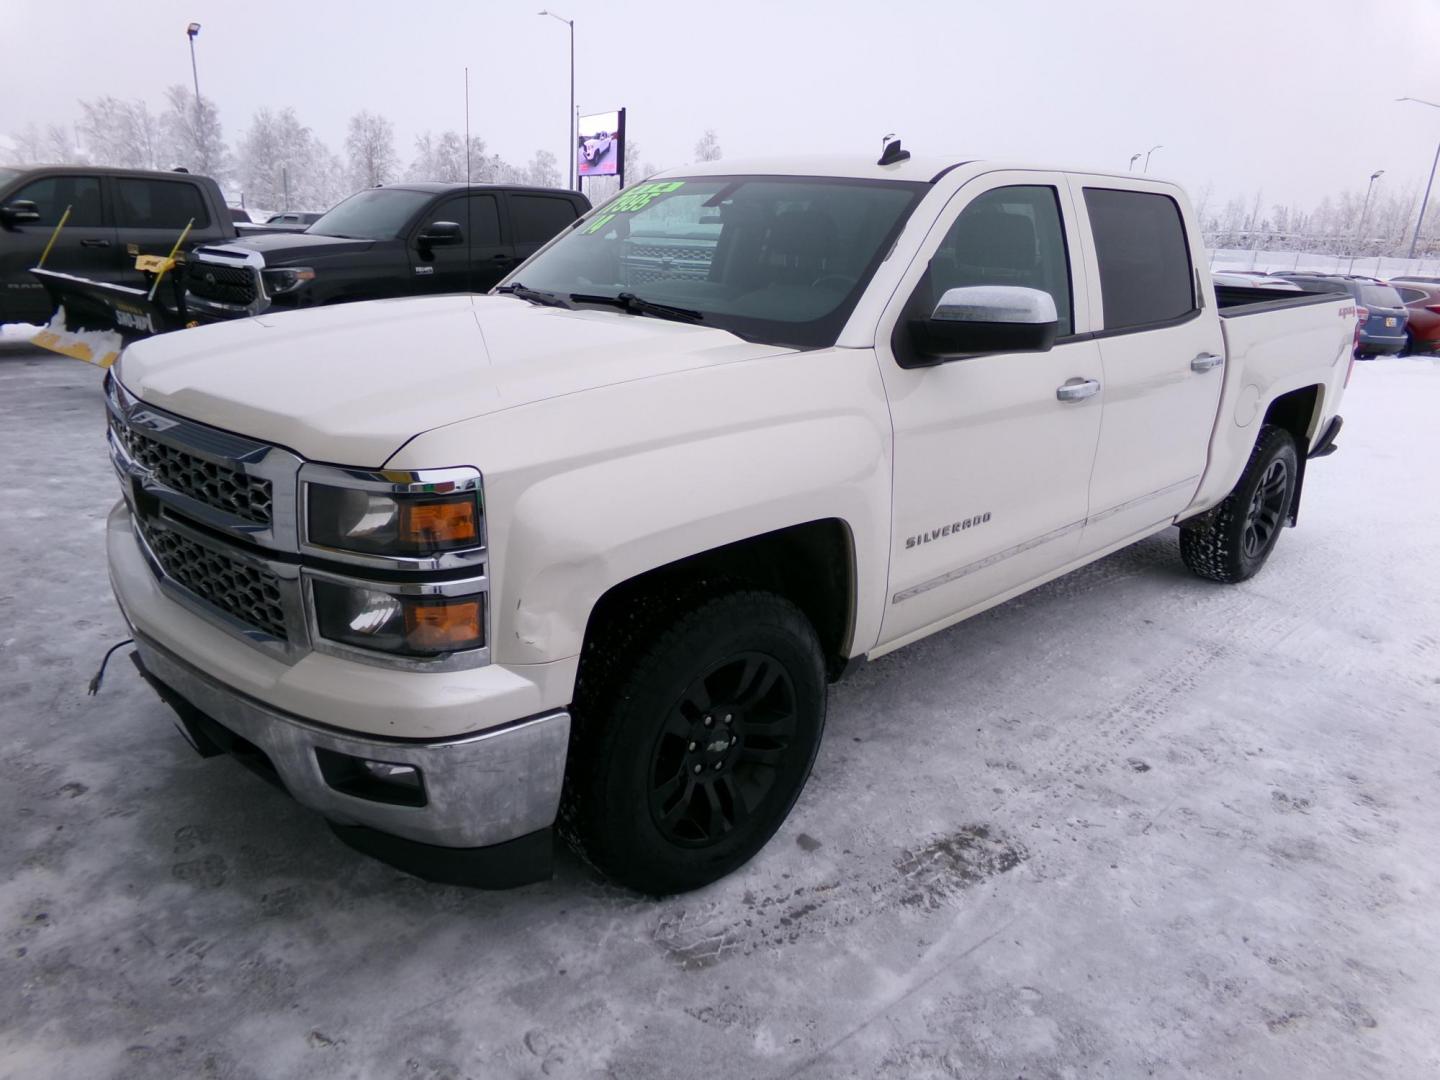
[0,200,42,226]
[911,285,1059,359]
[417,221,463,248]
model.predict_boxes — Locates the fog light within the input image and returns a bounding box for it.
[315,747,427,807]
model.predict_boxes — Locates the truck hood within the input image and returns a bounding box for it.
[115,295,792,466]
[194,232,376,263]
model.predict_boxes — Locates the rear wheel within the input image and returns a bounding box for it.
[1180,425,1298,584]
[560,589,826,895]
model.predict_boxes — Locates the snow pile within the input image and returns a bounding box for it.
[0,322,43,343]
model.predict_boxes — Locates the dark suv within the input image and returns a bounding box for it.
[1274,273,1409,357]
[0,164,235,324]
[183,183,590,321]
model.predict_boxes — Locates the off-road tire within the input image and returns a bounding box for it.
[559,588,826,895]
[1180,425,1299,584]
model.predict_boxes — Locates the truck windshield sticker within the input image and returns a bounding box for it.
[584,180,686,234]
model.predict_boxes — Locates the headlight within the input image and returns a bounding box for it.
[307,485,481,557]
[312,581,485,657]
[261,266,316,294]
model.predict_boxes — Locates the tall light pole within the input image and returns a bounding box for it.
[1355,169,1384,251]
[186,23,202,106]
[1398,97,1440,260]
[1144,144,1163,173]
[1128,153,1141,171]
[539,10,575,191]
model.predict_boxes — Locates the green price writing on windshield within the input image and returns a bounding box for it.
[584,181,686,234]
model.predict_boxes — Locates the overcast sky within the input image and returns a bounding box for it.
[4,0,1438,210]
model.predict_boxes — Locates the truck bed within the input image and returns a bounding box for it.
[1214,282,1345,317]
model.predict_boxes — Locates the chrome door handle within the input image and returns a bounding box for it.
[1191,352,1223,373]
[1056,378,1101,402]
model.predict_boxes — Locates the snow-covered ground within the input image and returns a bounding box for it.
[1,342,1437,1078]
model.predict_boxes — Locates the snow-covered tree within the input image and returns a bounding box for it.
[238,107,344,211]
[345,110,399,189]
[78,97,161,169]
[160,84,228,180]
[694,129,722,162]
[408,131,486,183]
[45,123,85,164]
[525,149,560,188]
[8,123,46,163]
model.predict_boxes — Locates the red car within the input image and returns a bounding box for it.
[1393,279,1440,355]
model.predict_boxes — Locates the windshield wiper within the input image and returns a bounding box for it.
[494,282,571,308]
[568,291,704,324]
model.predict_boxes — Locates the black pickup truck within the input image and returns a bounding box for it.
[0,164,244,325]
[183,183,590,320]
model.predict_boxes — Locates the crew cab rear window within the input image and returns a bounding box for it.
[1084,188,1194,331]
[510,195,578,245]
[10,174,104,226]
[115,178,211,230]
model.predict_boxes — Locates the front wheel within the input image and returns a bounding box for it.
[561,590,827,895]
[1179,425,1299,584]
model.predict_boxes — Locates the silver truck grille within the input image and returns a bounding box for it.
[110,415,274,526]
[137,516,289,640]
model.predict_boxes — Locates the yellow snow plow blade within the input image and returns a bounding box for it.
[29,303,123,368]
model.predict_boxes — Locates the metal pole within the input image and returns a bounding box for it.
[569,20,576,191]
[189,37,201,105]
[1409,140,1439,260]
[1144,145,1163,173]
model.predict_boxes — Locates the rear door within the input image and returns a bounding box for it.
[112,175,227,266]
[410,192,510,293]
[0,172,115,323]
[1072,182,1225,553]
[505,191,582,265]
[876,172,1105,648]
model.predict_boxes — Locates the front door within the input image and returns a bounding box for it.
[0,172,115,323]
[1070,181,1226,551]
[876,174,1104,650]
[411,193,514,294]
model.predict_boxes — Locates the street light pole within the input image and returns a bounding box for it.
[1144,144,1163,173]
[1398,97,1440,260]
[1355,169,1384,252]
[539,10,576,191]
[186,23,202,105]
[1128,153,1141,171]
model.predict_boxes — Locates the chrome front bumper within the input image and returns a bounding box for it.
[130,630,570,853]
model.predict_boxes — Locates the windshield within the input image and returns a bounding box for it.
[1358,284,1403,309]
[307,188,431,240]
[507,175,926,348]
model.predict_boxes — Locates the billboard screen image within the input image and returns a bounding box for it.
[578,109,622,177]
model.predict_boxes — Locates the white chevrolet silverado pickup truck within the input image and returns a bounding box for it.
[105,147,1353,894]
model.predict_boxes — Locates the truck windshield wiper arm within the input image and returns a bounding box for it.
[568,291,705,324]
[494,282,571,308]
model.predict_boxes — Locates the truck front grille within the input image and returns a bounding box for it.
[189,262,258,306]
[137,516,288,641]
[111,417,273,526]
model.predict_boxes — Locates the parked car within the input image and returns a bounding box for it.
[105,152,1352,894]
[182,182,590,320]
[0,164,238,326]
[1212,271,1301,291]
[267,210,323,226]
[1392,279,1440,355]
[1274,273,1409,356]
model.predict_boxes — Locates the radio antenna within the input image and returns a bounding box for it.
[464,66,473,296]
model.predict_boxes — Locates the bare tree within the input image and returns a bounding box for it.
[160,84,228,179]
[694,129,722,162]
[345,111,399,189]
[45,123,85,164]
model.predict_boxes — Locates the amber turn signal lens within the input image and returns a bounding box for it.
[404,597,484,652]
[399,498,479,548]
